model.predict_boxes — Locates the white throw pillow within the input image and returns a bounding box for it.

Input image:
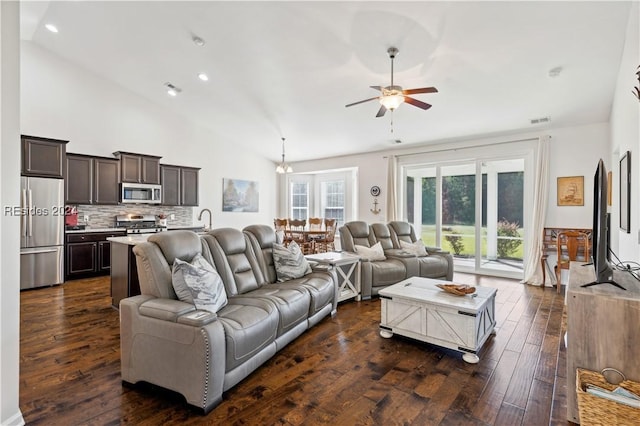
[172,253,228,313]
[400,239,429,257]
[354,242,386,261]
[272,241,312,282]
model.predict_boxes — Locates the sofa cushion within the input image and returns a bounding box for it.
[272,241,312,282]
[400,239,429,257]
[172,253,228,313]
[354,242,386,261]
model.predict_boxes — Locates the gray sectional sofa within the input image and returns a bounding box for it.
[120,225,335,413]
[339,221,453,299]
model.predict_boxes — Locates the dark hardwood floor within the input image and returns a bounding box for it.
[20,274,572,425]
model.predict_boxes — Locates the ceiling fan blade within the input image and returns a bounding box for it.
[376,105,387,117]
[404,96,432,110]
[369,86,383,92]
[345,96,380,108]
[403,87,438,95]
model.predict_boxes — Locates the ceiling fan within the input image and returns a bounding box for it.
[346,47,438,117]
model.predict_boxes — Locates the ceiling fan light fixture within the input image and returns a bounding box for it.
[276,137,293,174]
[380,93,404,110]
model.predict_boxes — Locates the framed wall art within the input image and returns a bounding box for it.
[557,176,584,206]
[222,178,259,212]
[620,151,631,233]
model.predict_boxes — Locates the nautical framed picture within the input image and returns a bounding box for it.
[557,176,584,206]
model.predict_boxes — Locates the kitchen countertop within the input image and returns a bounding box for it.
[167,225,206,231]
[107,235,150,245]
[66,227,125,234]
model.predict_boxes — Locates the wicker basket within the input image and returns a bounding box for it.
[576,368,640,425]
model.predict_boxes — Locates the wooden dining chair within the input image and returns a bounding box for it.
[555,230,590,293]
[273,218,290,245]
[286,219,313,254]
[316,218,337,253]
[308,217,323,230]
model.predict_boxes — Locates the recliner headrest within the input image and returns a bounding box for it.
[208,228,247,254]
[147,230,202,265]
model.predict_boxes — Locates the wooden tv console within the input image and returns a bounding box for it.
[566,262,640,423]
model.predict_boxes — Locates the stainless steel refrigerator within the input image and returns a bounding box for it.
[20,177,64,289]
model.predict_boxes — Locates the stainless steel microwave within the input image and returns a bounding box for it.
[120,183,162,204]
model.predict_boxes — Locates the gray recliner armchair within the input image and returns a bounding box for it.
[339,221,406,299]
[388,221,453,281]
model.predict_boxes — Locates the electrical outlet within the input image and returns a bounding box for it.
[170,214,175,220]
[83,215,89,223]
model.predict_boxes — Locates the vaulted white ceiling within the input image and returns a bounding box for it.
[21,1,632,162]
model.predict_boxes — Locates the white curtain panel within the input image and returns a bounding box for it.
[522,135,550,285]
[386,155,398,221]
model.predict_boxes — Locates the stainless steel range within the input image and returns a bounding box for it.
[115,214,167,234]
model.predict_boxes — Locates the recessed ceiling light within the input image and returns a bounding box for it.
[164,82,182,97]
[197,73,209,82]
[192,35,206,47]
[45,24,58,33]
[548,66,563,78]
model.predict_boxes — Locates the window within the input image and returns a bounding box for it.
[321,180,345,226]
[290,182,308,220]
[285,169,356,224]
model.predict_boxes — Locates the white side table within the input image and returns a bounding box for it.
[306,252,361,302]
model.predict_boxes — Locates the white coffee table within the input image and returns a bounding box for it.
[379,277,497,364]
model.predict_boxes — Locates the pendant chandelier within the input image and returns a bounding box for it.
[275,137,292,174]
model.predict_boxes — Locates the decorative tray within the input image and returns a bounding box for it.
[436,283,476,296]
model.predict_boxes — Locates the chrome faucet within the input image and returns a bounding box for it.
[197,208,212,231]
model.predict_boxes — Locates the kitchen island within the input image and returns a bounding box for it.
[108,235,149,308]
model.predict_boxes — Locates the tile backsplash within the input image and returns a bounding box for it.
[71,204,193,228]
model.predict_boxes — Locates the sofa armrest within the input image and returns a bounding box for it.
[310,263,331,273]
[177,310,218,326]
[384,248,416,258]
[426,246,450,255]
[139,298,196,322]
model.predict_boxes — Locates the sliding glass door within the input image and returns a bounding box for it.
[404,156,525,279]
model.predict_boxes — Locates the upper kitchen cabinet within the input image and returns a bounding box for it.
[160,164,200,206]
[93,157,120,204]
[21,135,68,178]
[66,154,93,204]
[180,167,200,206]
[66,154,120,205]
[113,152,161,184]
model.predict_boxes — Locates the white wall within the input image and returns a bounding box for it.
[610,2,640,263]
[291,122,611,231]
[21,41,277,230]
[1,2,24,425]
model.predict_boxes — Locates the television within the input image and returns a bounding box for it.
[582,159,625,290]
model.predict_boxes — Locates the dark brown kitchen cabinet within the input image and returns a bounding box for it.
[181,167,199,206]
[65,231,126,280]
[160,165,181,206]
[21,135,68,178]
[93,157,120,204]
[160,164,200,206]
[113,151,161,184]
[98,241,112,272]
[66,154,93,204]
[66,154,119,205]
